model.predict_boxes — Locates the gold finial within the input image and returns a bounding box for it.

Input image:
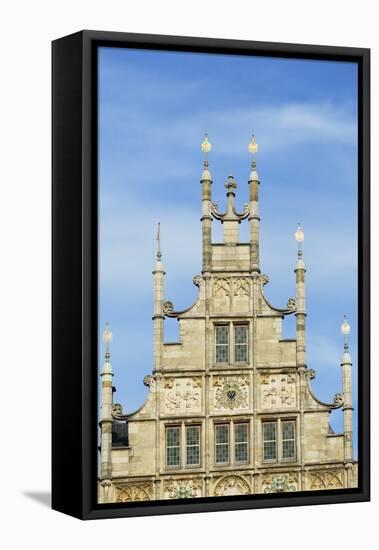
[156,222,161,260]
[295,223,304,259]
[248,133,258,155]
[103,322,112,361]
[201,133,211,161]
[341,315,350,351]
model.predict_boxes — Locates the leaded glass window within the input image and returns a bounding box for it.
[166,426,180,467]
[186,425,200,466]
[234,325,248,363]
[263,421,277,461]
[215,424,229,464]
[234,423,248,463]
[282,420,296,460]
[215,325,229,363]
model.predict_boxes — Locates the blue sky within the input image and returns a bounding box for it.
[98,47,358,456]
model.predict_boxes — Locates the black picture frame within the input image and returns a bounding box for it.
[52,30,370,520]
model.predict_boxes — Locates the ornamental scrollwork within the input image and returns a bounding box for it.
[193,275,202,287]
[112,403,123,416]
[163,301,174,315]
[333,393,344,407]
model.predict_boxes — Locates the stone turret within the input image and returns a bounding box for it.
[294,224,306,369]
[100,323,113,481]
[341,316,354,471]
[248,135,260,273]
[200,134,213,273]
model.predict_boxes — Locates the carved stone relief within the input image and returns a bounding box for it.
[213,277,231,297]
[164,377,202,414]
[214,475,251,497]
[233,277,250,297]
[213,276,250,298]
[213,376,249,410]
[260,373,296,408]
[262,473,298,493]
[116,484,151,502]
[310,470,343,490]
[164,479,202,499]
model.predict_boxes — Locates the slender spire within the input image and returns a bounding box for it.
[156,222,162,260]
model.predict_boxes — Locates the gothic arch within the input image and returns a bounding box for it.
[310,471,343,490]
[116,485,151,502]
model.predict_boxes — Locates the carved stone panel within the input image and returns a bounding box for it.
[260,373,296,409]
[213,375,249,411]
[116,484,152,502]
[261,473,298,493]
[163,377,202,414]
[214,475,251,496]
[163,479,202,499]
[309,470,343,490]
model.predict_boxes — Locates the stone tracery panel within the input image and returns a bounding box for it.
[309,470,343,490]
[116,484,151,502]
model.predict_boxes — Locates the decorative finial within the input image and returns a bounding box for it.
[103,322,112,362]
[201,133,211,165]
[156,222,162,260]
[341,315,350,351]
[295,223,304,258]
[248,133,258,156]
[248,133,259,180]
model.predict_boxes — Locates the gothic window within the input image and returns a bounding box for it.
[234,423,248,464]
[215,424,229,465]
[215,325,229,363]
[166,426,180,467]
[234,325,248,363]
[282,420,296,460]
[186,425,200,467]
[263,421,277,462]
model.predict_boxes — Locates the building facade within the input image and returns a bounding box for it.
[98,136,357,504]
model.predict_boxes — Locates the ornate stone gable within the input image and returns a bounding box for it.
[213,375,249,411]
[260,373,297,409]
[163,377,202,414]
